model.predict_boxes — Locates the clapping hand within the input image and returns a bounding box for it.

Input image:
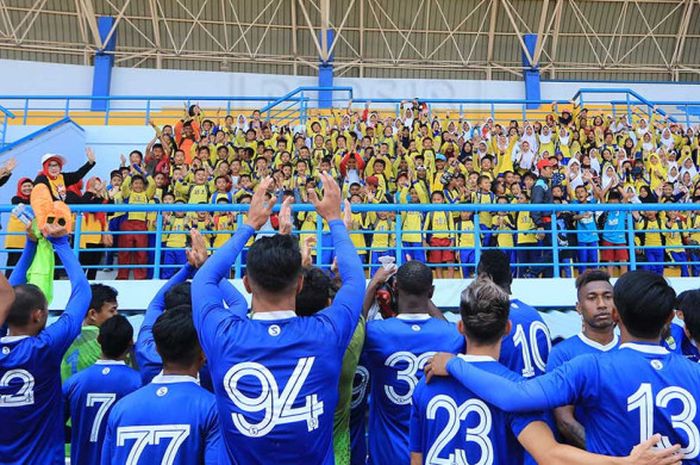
[278,196,294,235]
[245,177,277,230]
[86,147,96,164]
[42,223,68,239]
[308,172,342,222]
[186,229,209,268]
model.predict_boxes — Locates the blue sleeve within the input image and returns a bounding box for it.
[316,220,365,349]
[204,403,223,465]
[8,239,36,286]
[135,264,195,383]
[545,345,566,372]
[192,225,255,354]
[218,278,248,318]
[508,410,546,438]
[40,237,91,356]
[445,354,597,412]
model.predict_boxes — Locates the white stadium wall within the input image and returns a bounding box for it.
[0,59,698,105]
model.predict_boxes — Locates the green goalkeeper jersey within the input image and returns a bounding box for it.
[60,325,101,382]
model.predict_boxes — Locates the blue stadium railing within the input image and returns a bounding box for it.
[0,103,15,148]
[2,202,700,279]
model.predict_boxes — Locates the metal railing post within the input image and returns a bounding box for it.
[473,213,481,266]
[315,214,323,267]
[627,212,637,271]
[145,100,151,124]
[551,217,560,277]
[153,212,163,278]
[72,214,82,256]
[234,214,243,279]
[23,98,29,125]
[65,98,70,118]
[395,213,403,266]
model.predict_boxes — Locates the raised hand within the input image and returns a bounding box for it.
[186,229,209,268]
[308,172,341,222]
[86,147,96,164]
[301,236,317,268]
[423,352,456,383]
[278,196,294,235]
[245,176,277,230]
[342,199,353,230]
[3,157,16,173]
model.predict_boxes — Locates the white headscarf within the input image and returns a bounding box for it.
[567,158,583,191]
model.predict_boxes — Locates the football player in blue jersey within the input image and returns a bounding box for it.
[63,314,141,465]
[663,290,700,362]
[477,250,551,378]
[363,260,464,465]
[101,305,222,465]
[412,276,682,465]
[350,355,370,465]
[136,229,247,386]
[547,269,619,448]
[0,224,91,465]
[427,270,696,462]
[191,174,365,465]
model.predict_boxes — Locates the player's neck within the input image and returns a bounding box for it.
[397,296,430,314]
[101,352,128,362]
[251,294,297,314]
[162,365,199,378]
[6,326,37,338]
[618,326,661,345]
[465,342,500,360]
[582,326,616,346]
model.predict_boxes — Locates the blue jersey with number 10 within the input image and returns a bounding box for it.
[499,299,551,379]
[363,315,465,465]
[410,356,542,465]
[63,361,142,465]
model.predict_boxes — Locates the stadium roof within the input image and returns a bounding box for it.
[0,0,698,82]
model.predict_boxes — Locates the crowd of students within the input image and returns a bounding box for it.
[3,100,700,279]
[0,177,696,465]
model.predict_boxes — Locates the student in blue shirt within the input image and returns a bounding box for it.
[101,306,222,465]
[477,250,551,379]
[363,260,464,465]
[0,224,91,465]
[663,290,700,363]
[600,191,629,276]
[547,269,620,449]
[572,185,600,272]
[410,276,669,465]
[191,174,365,465]
[427,271,694,462]
[63,314,142,465]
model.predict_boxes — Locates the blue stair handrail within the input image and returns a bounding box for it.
[0,117,83,155]
[0,103,16,148]
[260,86,354,125]
[572,88,677,123]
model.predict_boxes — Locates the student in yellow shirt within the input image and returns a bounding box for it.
[634,210,664,275]
[117,172,155,280]
[455,209,477,278]
[686,205,700,277]
[398,181,426,263]
[347,194,368,264]
[425,191,455,279]
[212,198,235,250]
[369,207,395,277]
[515,192,539,278]
[492,196,516,267]
[664,210,689,277]
[161,200,189,279]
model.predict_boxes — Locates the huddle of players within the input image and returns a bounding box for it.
[0,172,697,465]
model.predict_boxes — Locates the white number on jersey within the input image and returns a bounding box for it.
[0,369,35,407]
[425,395,494,465]
[385,351,436,405]
[351,366,369,410]
[223,357,325,438]
[116,424,191,465]
[627,383,700,459]
[86,393,117,442]
[512,322,551,378]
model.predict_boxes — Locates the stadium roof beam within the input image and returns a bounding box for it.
[670,0,693,80]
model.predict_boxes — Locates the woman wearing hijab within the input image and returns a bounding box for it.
[3,177,33,277]
[78,177,112,280]
[33,149,96,203]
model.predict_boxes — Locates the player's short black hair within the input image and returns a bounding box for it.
[677,290,700,342]
[459,276,511,345]
[477,250,513,292]
[613,271,676,339]
[165,282,191,310]
[90,284,118,312]
[153,305,201,367]
[575,269,611,297]
[247,234,302,294]
[98,314,133,359]
[396,261,433,297]
[296,267,331,316]
[7,284,47,327]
